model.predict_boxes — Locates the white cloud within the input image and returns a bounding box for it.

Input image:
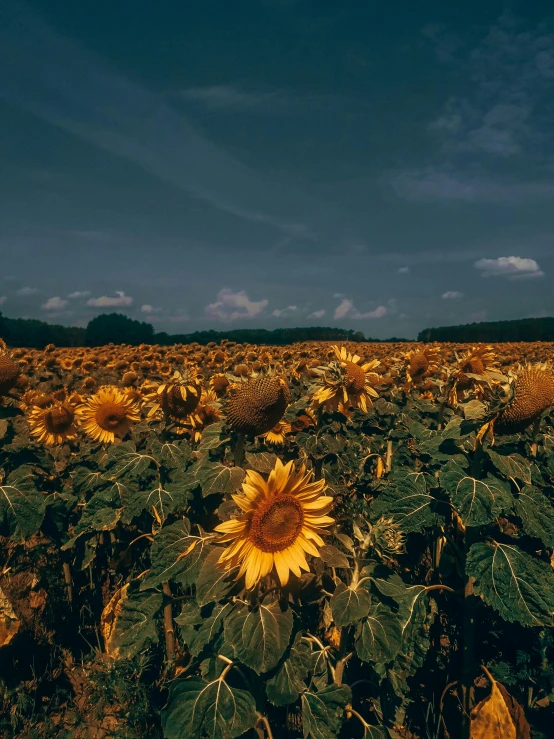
[141,304,162,314]
[334,298,387,320]
[17,286,38,296]
[205,289,268,322]
[398,266,410,274]
[442,291,464,299]
[272,305,297,318]
[474,256,544,279]
[309,309,326,319]
[67,290,91,299]
[42,296,68,310]
[0,296,6,305]
[87,291,134,307]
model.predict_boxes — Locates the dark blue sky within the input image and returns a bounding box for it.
[1,1,553,337]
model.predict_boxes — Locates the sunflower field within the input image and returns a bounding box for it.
[1,338,554,739]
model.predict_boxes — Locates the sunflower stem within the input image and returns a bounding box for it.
[162,581,176,668]
[385,440,393,473]
[233,432,245,466]
[62,562,73,605]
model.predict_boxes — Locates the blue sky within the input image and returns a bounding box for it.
[0,0,553,338]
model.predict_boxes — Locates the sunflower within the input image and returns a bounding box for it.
[311,345,380,414]
[185,389,222,441]
[215,458,334,589]
[260,419,292,446]
[28,399,80,446]
[77,386,141,443]
[143,367,203,422]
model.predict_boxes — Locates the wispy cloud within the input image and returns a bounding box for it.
[87,291,134,307]
[177,85,336,114]
[308,309,326,319]
[141,304,162,314]
[67,290,91,299]
[17,286,39,296]
[205,289,268,322]
[442,291,463,299]
[272,305,298,318]
[474,256,544,279]
[334,298,387,320]
[0,296,6,305]
[0,4,315,239]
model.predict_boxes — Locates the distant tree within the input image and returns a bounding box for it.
[85,313,155,347]
[418,317,554,343]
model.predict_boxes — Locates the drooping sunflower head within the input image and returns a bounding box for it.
[404,346,440,385]
[226,374,290,437]
[28,400,80,446]
[77,386,141,443]
[144,366,203,422]
[455,346,498,389]
[0,351,20,398]
[496,363,554,433]
[215,458,334,589]
[183,389,222,441]
[311,345,380,414]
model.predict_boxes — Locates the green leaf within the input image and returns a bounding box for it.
[197,422,228,452]
[199,463,246,498]
[301,684,351,739]
[330,582,371,626]
[467,541,554,627]
[196,548,235,606]
[0,466,45,540]
[514,486,554,548]
[175,601,203,644]
[189,603,233,657]
[487,450,532,486]
[107,441,155,477]
[61,489,122,549]
[141,520,210,590]
[162,676,257,739]
[224,599,293,674]
[355,604,402,664]
[149,438,191,468]
[245,451,278,473]
[319,545,350,568]
[102,582,163,660]
[266,633,311,706]
[371,471,442,533]
[440,460,513,527]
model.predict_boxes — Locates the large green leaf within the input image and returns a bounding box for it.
[487,450,532,486]
[141,520,210,590]
[148,438,191,468]
[467,541,554,626]
[514,486,554,548]
[371,471,442,533]
[0,466,45,540]
[301,684,351,739]
[355,604,402,664]
[224,599,293,674]
[440,460,513,526]
[245,452,278,473]
[195,548,235,606]
[189,603,233,657]
[330,582,371,626]
[162,676,257,739]
[266,633,311,706]
[199,463,245,498]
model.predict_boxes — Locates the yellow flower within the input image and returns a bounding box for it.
[28,401,80,446]
[215,458,334,590]
[260,419,292,446]
[311,345,380,414]
[77,386,140,444]
[143,367,203,422]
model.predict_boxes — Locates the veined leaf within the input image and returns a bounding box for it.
[224,599,293,674]
[514,486,554,548]
[162,676,257,739]
[440,460,513,527]
[148,438,191,468]
[0,466,44,540]
[355,603,402,664]
[371,471,443,533]
[487,450,532,486]
[199,463,245,498]
[319,545,350,568]
[301,684,351,739]
[245,452,278,473]
[330,582,371,626]
[467,541,554,627]
[189,603,233,657]
[107,441,156,477]
[266,632,311,706]
[196,422,228,452]
[141,520,211,590]
[195,548,235,606]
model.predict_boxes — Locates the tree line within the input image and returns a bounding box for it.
[418,316,554,342]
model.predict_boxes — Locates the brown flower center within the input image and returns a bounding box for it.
[161,385,199,418]
[95,402,128,430]
[249,495,304,552]
[45,406,74,434]
[345,361,366,392]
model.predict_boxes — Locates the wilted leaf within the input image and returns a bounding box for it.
[330,582,371,626]
[225,599,293,674]
[101,581,163,660]
[162,676,257,739]
[301,684,351,739]
[467,541,554,626]
[470,670,517,739]
[0,585,20,648]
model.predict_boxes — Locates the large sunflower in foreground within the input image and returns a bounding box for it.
[215,458,334,590]
[311,345,380,414]
[77,386,141,443]
[28,399,80,446]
